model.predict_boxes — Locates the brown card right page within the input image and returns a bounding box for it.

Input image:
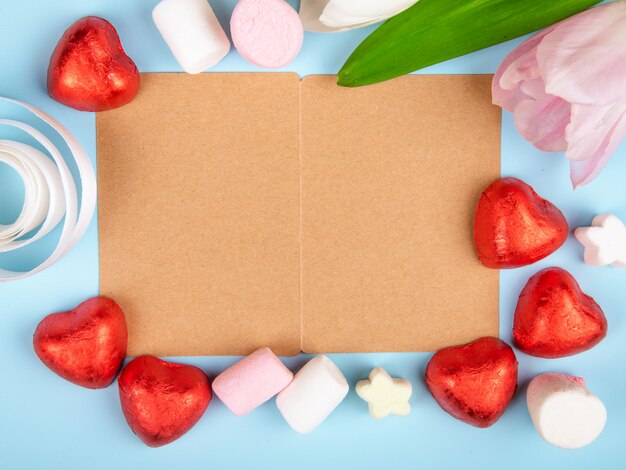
[300,75,501,353]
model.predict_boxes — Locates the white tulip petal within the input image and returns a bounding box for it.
[300,0,338,32]
[300,0,418,33]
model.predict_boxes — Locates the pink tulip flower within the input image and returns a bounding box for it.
[492,2,626,188]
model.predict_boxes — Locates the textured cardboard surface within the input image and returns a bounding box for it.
[98,73,301,356]
[97,73,500,356]
[300,75,500,352]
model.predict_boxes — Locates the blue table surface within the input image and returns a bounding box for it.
[1,1,624,469]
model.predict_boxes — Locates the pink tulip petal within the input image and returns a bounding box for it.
[537,2,626,106]
[512,78,570,152]
[569,105,626,188]
[566,102,626,161]
[492,27,555,111]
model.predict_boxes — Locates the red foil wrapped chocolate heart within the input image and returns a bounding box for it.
[47,16,140,111]
[513,267,607,358]
[474,177,568,268]
[118,356,212,447]
[425,337,518,428]
[33,296,127,389]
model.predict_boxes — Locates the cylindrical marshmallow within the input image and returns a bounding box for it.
[231,0,303,68]
[276,355,349,433]
[212,347,293,416]
[153,0,231,74]
[527,373,607,449]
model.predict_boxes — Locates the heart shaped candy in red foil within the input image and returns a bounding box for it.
[33,296,127,389]
[47,16,140,111]
[118,356,212,447]
[425,337,518,428]
[513,267,607,358]
[474,177,568,268]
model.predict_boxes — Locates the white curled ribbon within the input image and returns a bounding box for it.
[0,97,97,281]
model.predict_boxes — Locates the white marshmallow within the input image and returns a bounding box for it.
[153,0,230,74]
[276,355,349,433]
[527,373,607,449]
[575,214,626,267]
[356,367,412,419]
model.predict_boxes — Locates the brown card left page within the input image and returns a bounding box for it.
[97,73,302,356]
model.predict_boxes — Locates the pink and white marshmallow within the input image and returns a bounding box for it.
[527,373,607,449]
[276,355,349,433]
[212,347,293,416]
[231,0,303,68]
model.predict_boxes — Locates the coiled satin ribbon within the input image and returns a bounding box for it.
[0,97,96,281]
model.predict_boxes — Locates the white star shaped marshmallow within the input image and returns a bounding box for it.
[356,367,412,419]
[574,214,626,267]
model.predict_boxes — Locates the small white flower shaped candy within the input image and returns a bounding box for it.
[299,0,419,33]
[575,214,626,267]
[527,373,607,449]
[356,367,412,419]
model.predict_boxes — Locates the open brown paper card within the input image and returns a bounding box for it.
[97,73,500,357]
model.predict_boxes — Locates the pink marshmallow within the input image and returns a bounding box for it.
[230,0,303,68]
[212,347,293,416]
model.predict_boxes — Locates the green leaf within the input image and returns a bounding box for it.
[337,0,604,87]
